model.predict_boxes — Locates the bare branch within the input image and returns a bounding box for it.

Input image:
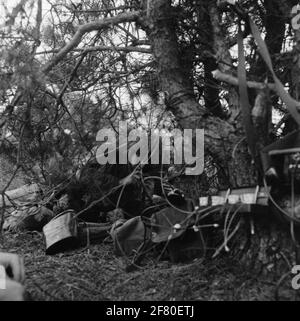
[37,45,151,56]
[2,0,29,28]
[42,11,141,73]
[212,69,276,91]
[80,45,151,54]
[72,5,136,13]
[31,0,42,55]
[34,0,42,40]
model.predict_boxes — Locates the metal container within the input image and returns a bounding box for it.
[43,210,78,255]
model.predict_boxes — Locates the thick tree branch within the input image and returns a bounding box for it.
[72,5,136,13]
[42,11,141,73]
[209,3,232,73]
[212,69,276,91]
[37,45,151,56]
[252,89,272,149]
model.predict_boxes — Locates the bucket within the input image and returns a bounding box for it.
[43,210,78,255]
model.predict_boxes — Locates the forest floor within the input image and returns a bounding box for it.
[0,230,298,301]
[0,156,299,301]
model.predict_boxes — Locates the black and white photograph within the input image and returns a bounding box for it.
[0,0,300,306]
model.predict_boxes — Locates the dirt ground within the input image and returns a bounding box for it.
[0,157,299,301]
[0,230,298,301]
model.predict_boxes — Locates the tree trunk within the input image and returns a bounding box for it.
[142,0,257,188]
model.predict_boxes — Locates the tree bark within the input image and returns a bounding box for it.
[203,57,226,118]
[142,0,258,188]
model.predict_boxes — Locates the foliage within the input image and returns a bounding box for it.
[0,0,299,189]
